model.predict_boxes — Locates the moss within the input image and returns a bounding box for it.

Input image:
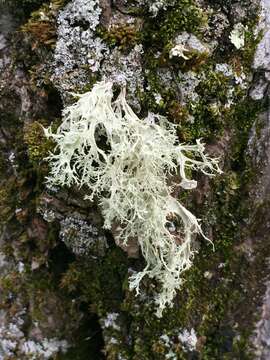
[229,98,264,172]
[177,97,267,358]
[143,0,207,49]
[99,24,140,51]
[0,176,17,225]
[242,27,262,71]
[1,0,264,358]
[99,81,265,360]
[56,313,105,360]
[1,0,46,18]
[0,271,22,306]
[55,6,263,356]
[61,247,129,316]
[138,0,208,114]
[64,3,263,357]
[21,2,59,48]
[3,0,45,5]
[171,68,229,142]
[20,0,68,49]
[170,49,210,71]
[22,20,57,48]
[212,2,261,67]
[0,263,83,345]
[23,120,54,165]
[59,247,131,358]
[0,152,7,175]
[167,101,190,124]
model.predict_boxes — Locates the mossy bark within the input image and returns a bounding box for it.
[0,0,269,359]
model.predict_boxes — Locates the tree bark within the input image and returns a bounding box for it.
[1,0,270,359]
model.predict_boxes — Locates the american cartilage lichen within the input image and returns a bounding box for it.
[44,81,222,316]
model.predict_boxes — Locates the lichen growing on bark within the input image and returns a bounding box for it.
[44,80,221,317]
[0,0,269,358]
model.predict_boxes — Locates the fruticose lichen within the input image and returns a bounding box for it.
[44,80,221,317]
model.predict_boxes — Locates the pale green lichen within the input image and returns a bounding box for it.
[44,81,222,316]
[230,23,247,50]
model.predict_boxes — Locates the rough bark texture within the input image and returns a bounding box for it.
[1,0,270,359]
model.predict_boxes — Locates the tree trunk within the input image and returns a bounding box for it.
[1,0,270,359]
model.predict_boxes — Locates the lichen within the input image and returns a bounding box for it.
[44,80,221,317]
[230,23,247,49]
[60,216,108,257]
[0,0,266,358]
[52,0,108,93]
